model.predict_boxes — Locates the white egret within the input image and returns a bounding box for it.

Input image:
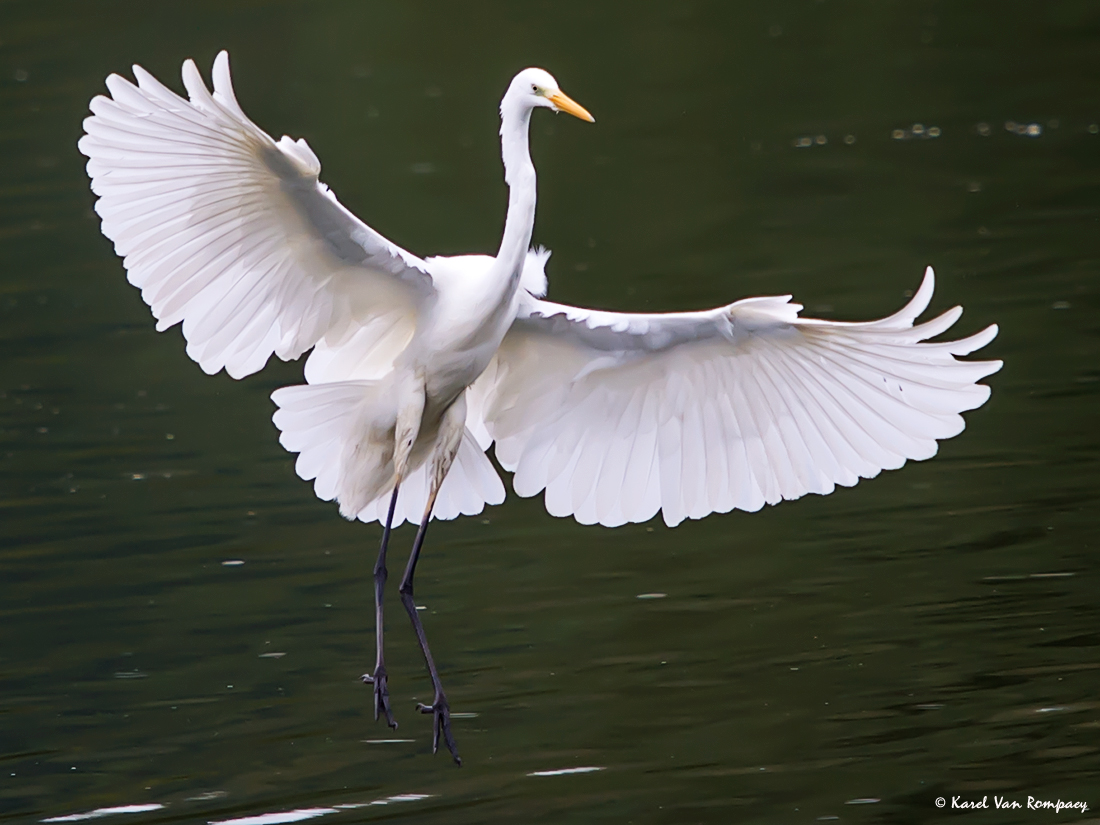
[79,52,1000,765]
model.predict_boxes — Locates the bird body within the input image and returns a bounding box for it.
[272,67,585,523]
[79,52,1001,762]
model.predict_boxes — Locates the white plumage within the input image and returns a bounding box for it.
[79,52,1000,531]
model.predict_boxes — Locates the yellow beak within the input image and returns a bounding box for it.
[548,90,595,123]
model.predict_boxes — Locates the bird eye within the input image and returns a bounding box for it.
[531,84,539,94]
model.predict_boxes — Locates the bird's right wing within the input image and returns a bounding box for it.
[469,268,1001,527]
[79,51,434,379]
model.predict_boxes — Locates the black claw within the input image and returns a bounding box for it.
[366,666,398,729]
[417,697,460,765]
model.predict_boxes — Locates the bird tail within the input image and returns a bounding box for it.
[271,381,505,527]
[272,380,397,520]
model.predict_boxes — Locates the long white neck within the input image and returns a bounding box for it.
[496,99,536,281]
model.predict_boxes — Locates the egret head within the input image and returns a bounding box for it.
[503,68,594,122]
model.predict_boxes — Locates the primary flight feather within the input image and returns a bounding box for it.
[80,52,1001,763]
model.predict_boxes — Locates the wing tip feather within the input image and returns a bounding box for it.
[874,266,936,329]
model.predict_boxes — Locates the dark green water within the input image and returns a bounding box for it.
[2,2,1098,823]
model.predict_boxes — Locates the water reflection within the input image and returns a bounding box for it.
[207,800,431,825]
[209,795,431,825]
[40,795,433,825]
[527,766,604,777]
[41,805,165,823]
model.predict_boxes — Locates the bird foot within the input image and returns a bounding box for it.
[417,696,461,765]
[361,666,398,729]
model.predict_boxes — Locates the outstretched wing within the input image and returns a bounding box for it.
[469,268,1001,527]
[79,51,433,379]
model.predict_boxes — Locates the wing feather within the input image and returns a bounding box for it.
[80,51,434,380]
[628,386,662,524]
[471,267,1001,527]
[594,385,645,525]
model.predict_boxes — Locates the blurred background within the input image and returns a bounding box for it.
[1,1,1098,823]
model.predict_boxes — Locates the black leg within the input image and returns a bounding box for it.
[398,495,461,765]
[361,485,399,729]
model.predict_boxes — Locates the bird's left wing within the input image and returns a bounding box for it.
[79,51,434,379]
[468,268,1001,527]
